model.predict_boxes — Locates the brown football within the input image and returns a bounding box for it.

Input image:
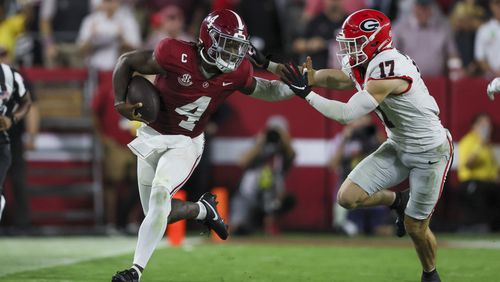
[126,76,160,123]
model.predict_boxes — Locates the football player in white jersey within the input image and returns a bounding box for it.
[487,77,500,100]
[252,9,451,282]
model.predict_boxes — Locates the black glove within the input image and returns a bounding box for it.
[248,43,270,69]
[282,63,311,99]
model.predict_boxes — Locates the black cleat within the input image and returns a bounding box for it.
[391,190,409,237]
[198,192,229,240]
[421,269,441,282]
[112,268,140,282]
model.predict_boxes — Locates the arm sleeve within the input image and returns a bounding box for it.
[249,77,295,101]
[305,90,379,124]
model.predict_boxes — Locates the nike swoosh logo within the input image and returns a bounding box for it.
[291,85,306,90]
[222,82,233,86]
[428,160,439,165]
[202,199,219,220]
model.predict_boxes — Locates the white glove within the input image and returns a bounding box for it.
[486,77,500,101]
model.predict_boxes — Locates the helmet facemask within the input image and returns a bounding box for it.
[204,29,249,73]
[336,33,369,68]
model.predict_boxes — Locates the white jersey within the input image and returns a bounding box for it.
[343,48,446,153]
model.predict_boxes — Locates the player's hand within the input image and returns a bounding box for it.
[487,77,499,101]
[247,43,290,79]
[0,116,12,131]
[114,101,148,123]
[248,43,270,69]
[282,62,311,99]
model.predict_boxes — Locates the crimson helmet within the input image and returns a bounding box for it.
[336,9,392,68]
[199,9,250,73]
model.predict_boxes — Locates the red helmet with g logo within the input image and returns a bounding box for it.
[336,9,392,68]
[199,9,250,73]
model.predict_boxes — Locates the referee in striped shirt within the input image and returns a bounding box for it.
[0,63,31,221]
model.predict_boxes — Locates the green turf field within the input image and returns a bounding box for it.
[1,235,499,281]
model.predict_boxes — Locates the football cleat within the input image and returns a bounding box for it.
[392,190,409,238]
[198,192,229,240]
[421,270,441,282]
[112,268,140,282]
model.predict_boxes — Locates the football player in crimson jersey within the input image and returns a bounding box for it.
[111,9,296,282]
[255,9,450,282]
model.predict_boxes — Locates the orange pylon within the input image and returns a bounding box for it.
[167,190,186,246]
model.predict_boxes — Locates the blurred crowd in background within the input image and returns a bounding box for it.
[0,0,499,78]
[0,0,499,236]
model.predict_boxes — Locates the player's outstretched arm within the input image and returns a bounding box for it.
[303,56,355,90]
[248,46,354,91]
[112,50,165,122]
[240,77,295,101]
[247,44,290,80]
[487,77,500,101]
[283,63,404,124]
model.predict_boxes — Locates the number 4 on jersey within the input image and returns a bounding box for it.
[175,96,212,131]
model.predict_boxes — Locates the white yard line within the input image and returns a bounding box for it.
[444,239,500,249]
[0,236,202,277]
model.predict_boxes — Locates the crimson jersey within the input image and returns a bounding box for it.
[149,38,254,137]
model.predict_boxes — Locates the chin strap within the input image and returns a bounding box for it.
[199,47,217,66]
[199,47,233,73]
